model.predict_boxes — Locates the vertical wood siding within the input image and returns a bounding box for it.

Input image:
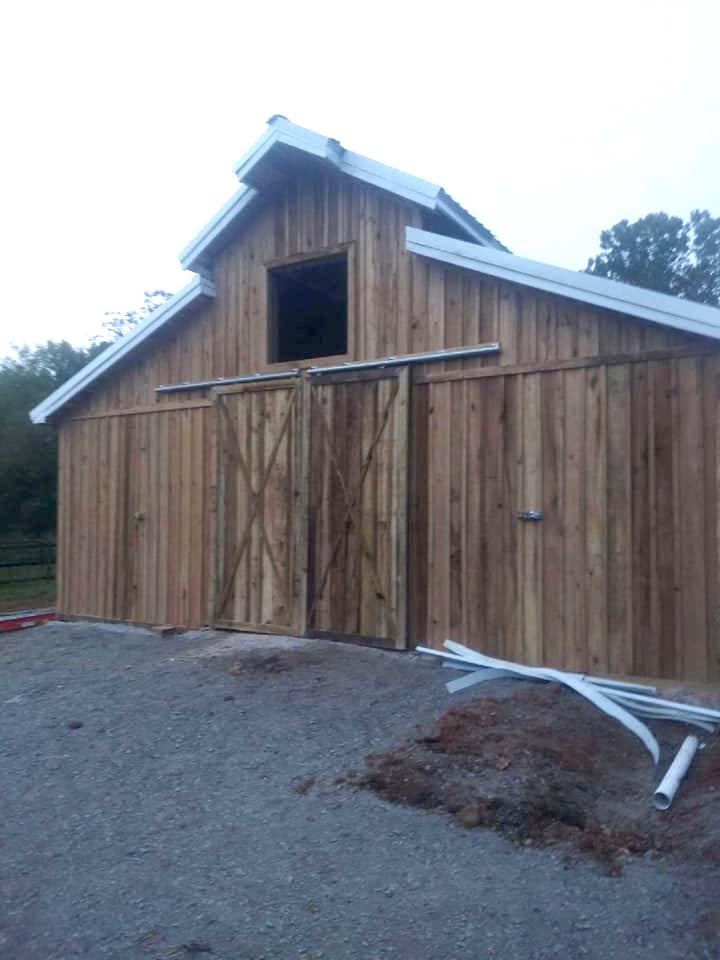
[54,167,720,679]
[58,407,213,626]
[69,170,699,420]
[410,354,720,681]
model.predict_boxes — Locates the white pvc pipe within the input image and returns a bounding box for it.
[608,701,716,734]
[606,689,720,722]
[583,676,657,696]
[445,668,515,693]
[442,640,660,764]
[418,646,657,695]
[653,735,700,810]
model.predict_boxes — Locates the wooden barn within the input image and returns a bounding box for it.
[32,117,720,681]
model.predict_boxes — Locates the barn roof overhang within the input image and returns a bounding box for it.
[406,227,720,342]
[29,275,216,424]
[178,116,507,274]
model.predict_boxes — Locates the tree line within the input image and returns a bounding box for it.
[0,292,170,538]
[1,212,718,540]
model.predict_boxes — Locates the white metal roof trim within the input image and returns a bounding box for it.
[29,276,216,423]
[180,118,501,275]
[178,186,259,272]
[406,227,720,341]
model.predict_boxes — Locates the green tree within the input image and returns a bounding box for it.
[586,210,720,307]
[101,289,171,339]
[0,341,103,536]
[0,289,173,538]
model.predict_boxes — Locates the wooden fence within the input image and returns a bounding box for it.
[0,541,56,584]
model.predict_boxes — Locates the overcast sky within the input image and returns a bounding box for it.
[1,0,718,357]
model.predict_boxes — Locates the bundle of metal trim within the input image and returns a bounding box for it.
[416,640,720,807]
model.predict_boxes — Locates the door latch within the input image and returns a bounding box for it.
[518,510,543,521]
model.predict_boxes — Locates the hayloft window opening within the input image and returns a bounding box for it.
[268,253,348,362]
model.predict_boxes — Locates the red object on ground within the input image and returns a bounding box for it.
[0,608,56,632]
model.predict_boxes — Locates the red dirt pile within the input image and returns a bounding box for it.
[355,683,720,874]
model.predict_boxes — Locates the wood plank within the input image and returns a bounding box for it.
[379,377,395,638]
[427,263,445,351]
[391,367,409,648]
[584,365,608,672]
[465,378,485,650]
[156,410,170,625]
[536,295,556,363]
[124,416,138,621]
[343,379,362,635]
[606,364,632,675]
[165,412,179,625]
[428,380,451,647]
[189,409,204,625]
[478,278,499,349]
[541,370,565,668]
[55,427,67,613]
[255,390,270,625]
[359,378,379,636]
[702,356,720,679]
[517,294,537,364]
[562,368,586,671]
[294,379,310,635]
[409,384,430,645]
[329,382,348,632]
[265,389,284,626]
[415,345,717,384]
[648,361,676,678]
[314,383,334,631]
[448,380,465,641]
[134,415,148,623]
[630,363,652,676]
[676,357,707,679]
[76,421,88,614]
[521,373,542,665]
[483,376,505,658]
[497,285,518,365]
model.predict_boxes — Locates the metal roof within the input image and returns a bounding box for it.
[32,120,720,424]
[179,116,506,273]
[406,227,720,342]
[29,276,216,424]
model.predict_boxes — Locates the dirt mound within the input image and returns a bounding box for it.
[355,683,720,874]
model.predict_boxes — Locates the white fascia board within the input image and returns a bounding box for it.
[178,186,259,273]
[235,119,440,209]
[338,149,440,209]
[231,125,279,181]
[29,276,216,424]
[232,117,338,180]
[406,227,720,342]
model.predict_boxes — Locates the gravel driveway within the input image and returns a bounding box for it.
[1,622,718,960]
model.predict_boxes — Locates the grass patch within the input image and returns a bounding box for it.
[0,577,55,613]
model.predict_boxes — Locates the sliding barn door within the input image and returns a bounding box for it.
[307,367,409,648]
[213,379,307,634]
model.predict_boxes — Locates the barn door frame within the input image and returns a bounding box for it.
[305,365,410,649]
[211,376,309,635]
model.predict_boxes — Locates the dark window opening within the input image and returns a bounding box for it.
[268,254,348,362]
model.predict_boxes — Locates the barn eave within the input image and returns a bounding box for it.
[178,186,260,274]
[29,275,216,424]
[179,116,506,274]
[406,226,720,342]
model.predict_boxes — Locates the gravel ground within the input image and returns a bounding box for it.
[1,622,718,960]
